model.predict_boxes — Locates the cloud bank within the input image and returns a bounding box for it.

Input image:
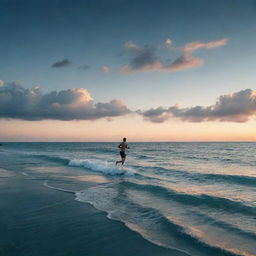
[1,83,254,123]
[139,89,256,123]
[51,59,71,68]
[121,38,228,73]
[0,82,130,120]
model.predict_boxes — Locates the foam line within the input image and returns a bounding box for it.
[43,181,76,194]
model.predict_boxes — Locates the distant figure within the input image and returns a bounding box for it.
[116,138,129,165]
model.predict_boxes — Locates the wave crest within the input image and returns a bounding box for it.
[68,159,135,176]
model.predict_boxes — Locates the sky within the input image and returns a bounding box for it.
[0,0,256,141]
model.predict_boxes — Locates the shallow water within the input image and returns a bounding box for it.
[1,142,256,256]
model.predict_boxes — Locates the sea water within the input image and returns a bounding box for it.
[1,142,255,256]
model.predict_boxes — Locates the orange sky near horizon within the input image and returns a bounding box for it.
[1,116,256,142]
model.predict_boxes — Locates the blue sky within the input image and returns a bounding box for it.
[0,0,256,141]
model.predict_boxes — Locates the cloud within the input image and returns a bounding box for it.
[121,42,162,73]
[138,89,256,123]
[2,82,253,124]
[0,80,4,87]
[165,38,172,47]
[78,64,90,70]
[102,66,110,72]
[183,38,228,53]
[168,54,204,71]
[51,59,71,68]
[124,41,141,51]
[0,82,131,121]
[165,38,228,71]
[121,38,228,73]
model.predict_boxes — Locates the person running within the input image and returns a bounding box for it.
[116,138,129,165]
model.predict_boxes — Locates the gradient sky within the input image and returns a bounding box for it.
[0,0,256,141]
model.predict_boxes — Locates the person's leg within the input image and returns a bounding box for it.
[116,160,121,165]
[117,153,125,165]
[121,154,126,165]
[116,153,123,165]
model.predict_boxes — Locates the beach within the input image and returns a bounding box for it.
[0,142,255,256]
[1,1,256,255]
[0,154,179,256]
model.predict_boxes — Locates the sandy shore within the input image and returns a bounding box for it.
[0,165,182,256]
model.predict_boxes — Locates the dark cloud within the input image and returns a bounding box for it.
[0,82,131,121]
[139,89,256,123]
[167,53,203,71]
[127,44,159,70]
[78,64,90,70]
[121,42,161,72]
[121,39,228,73]
[51,59,71,68]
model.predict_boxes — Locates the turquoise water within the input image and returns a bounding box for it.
[1,142,256,256]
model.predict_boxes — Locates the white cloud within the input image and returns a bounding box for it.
[165,38,172,47]
[0,82,131,120]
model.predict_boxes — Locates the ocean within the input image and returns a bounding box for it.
[0,142,255,256]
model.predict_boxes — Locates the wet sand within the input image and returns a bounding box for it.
[0,166,182,256]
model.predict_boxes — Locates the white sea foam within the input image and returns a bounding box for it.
[43,180,75,194]
[68,159,135,176]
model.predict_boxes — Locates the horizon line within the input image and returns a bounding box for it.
[1,141,255,143]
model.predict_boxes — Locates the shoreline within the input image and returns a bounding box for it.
[0,167,183,256]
